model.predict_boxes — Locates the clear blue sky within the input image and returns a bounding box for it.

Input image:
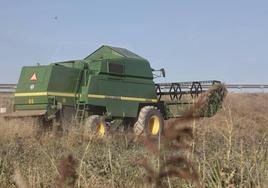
[1,0,268,84]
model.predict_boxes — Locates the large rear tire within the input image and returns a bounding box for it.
[134,106,164,137]
[84,115,107,137]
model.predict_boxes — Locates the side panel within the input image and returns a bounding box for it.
[15,65,51,110]
[15,64,82,111]
[47,65,81,106]
[85,74,157,117]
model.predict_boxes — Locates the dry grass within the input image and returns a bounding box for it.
[0,93,14,113]
[0,93,267,187]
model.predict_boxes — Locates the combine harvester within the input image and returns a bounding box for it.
[6,46,227,136]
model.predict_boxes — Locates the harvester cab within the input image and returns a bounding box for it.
[10,45,227,137]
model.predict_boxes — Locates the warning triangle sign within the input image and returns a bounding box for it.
[30,72,37,81]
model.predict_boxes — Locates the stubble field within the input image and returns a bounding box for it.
[0,93,267,187]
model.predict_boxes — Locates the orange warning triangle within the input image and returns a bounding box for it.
[30,72,37,81]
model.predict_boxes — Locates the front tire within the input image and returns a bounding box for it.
[84,115,107,137]
[134,106,164,137]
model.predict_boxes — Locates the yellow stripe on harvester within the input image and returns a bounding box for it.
[120,96,157,102]
[47,92,75,97]
[88,94,157,103]
[15,92,157,103]
[15,92,48,97]
[87,94,106,99]
[15,92,75,97]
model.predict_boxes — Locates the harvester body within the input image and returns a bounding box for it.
[12,45,226,135]
[14,46,158,120]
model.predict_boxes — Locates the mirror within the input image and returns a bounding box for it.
[152,68,166,78]
[160,68,165,77]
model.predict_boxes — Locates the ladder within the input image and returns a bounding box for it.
[74,102,86,124]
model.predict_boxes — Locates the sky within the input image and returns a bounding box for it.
[0,0,268,84]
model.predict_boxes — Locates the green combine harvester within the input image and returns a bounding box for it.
[10,45,226,136]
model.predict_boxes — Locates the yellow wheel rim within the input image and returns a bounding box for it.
[149,115,160,135]
[97,123,106,137]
